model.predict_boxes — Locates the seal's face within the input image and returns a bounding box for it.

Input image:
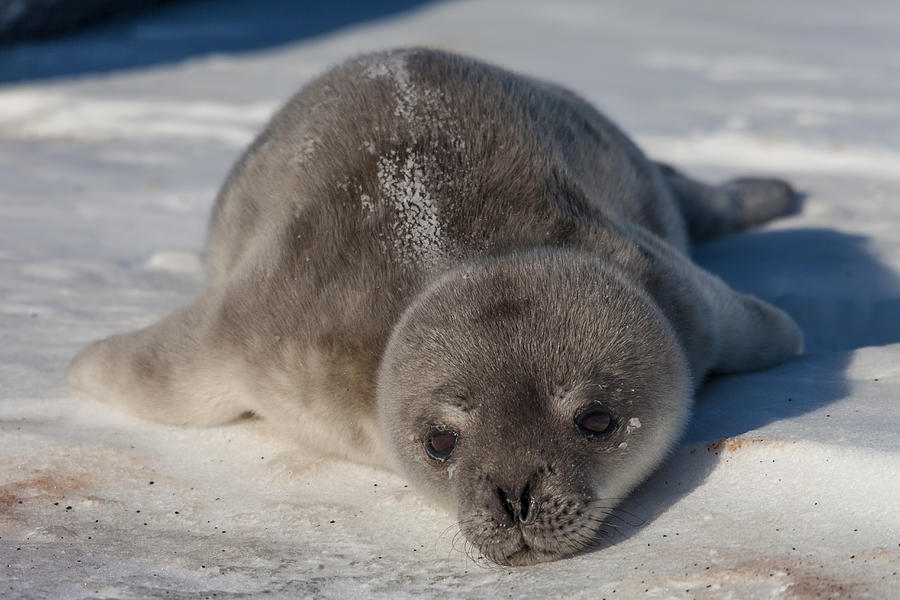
[377,253,691,565]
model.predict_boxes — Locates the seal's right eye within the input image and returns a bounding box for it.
[424,426,458,462]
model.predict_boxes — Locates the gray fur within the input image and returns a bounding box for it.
[68,48,803,565]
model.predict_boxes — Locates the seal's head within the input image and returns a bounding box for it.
[377,251,691,565]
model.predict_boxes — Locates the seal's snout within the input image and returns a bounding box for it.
[495,481,540,526]
[458,459,609,565]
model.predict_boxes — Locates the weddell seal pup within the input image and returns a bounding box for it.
[68,48,803,565]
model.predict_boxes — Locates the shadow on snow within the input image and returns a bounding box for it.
[587,226,900,552]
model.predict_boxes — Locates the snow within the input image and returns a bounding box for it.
[2,0,899,598]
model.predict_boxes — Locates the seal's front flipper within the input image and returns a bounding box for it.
[655,162,800,242]
[633,228,803,383]
[67,293,249,426]
[708,290,804,374]
[661,268,803,381]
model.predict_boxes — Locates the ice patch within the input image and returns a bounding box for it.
[363,51,465,152]
[751,94,900,116]
[373,53,417,123]
[21,263,76,282]
[294,136,319,164]
[641,51,834,83]
[361,53,414,119]
[0,90,276,146]
[638,131,900,182]
[377,151,445,266]
[142,251,202,274]
[364,61,390,79]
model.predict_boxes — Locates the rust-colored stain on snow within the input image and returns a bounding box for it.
[0,445,169,513]
[710,437,748,452]
[630,558,873,600]
[678,550,895,600]
[0,470,89,506]
[853,546,900,564]
[781,567,863,600]
[690,437,790,455]
[391,489,415,502]
[0,489,19,508]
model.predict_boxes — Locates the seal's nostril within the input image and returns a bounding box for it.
[519,483,537,525]
[496,482,538,524]
[497,487,515,521]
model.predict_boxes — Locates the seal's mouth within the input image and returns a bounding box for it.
[502,544,533,565]
[462,506,597,565]
[470,530,549,566]
[460,489,625,565]
[498,543,559,567]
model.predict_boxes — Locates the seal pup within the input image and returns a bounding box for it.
[68,48,803,565]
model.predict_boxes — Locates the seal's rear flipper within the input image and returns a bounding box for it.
[67,294,249,426]
[655,162,801,242]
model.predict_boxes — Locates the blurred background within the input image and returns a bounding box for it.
[0,0,433,83]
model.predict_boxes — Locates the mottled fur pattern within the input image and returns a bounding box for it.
[68,48,802,565]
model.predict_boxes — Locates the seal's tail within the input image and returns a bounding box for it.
[654,162,802,242]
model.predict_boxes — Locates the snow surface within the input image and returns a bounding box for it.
[2,1,900,598]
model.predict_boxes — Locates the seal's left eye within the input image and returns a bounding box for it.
[575,404,618,439]
[424,427,458,461]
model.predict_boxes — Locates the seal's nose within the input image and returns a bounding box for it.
[496,482,539,525]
